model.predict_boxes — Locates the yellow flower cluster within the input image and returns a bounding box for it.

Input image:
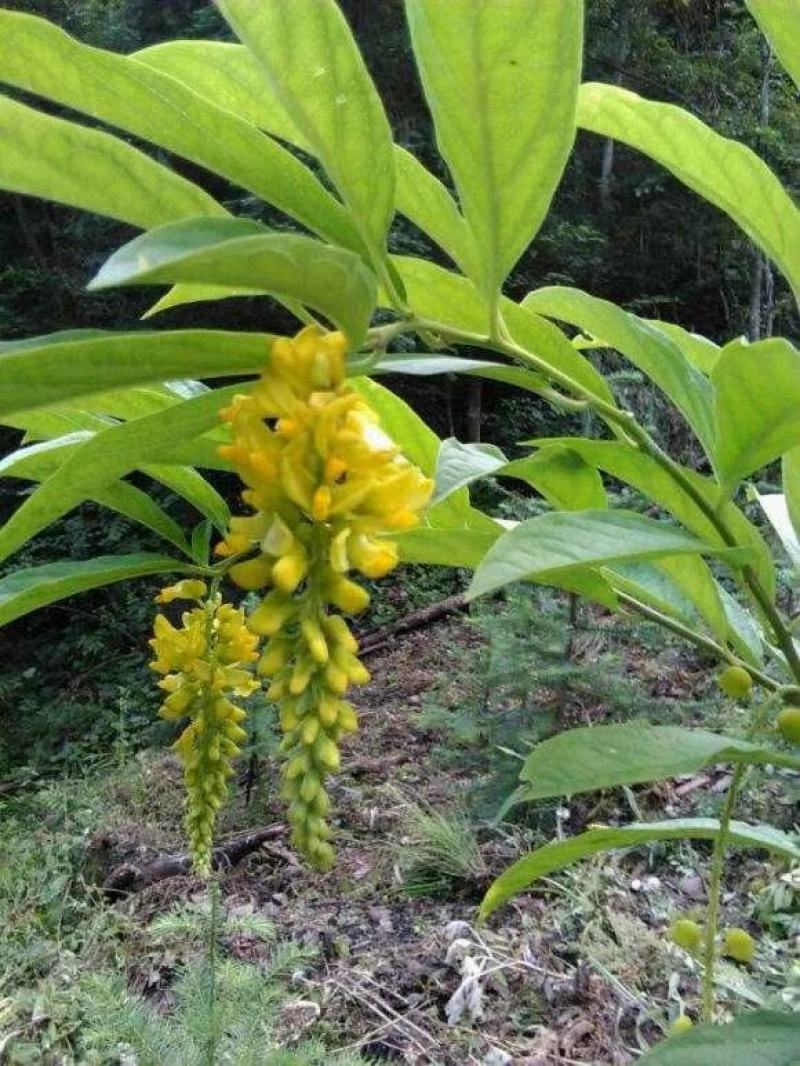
[149,579,259,877]
[217,326,433,868]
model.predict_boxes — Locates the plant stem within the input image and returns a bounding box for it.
[203,877,220,1066]
[701,763,745,1023]
[617,592,780,693]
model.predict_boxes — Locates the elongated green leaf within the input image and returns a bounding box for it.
[529,437,775,599]
[390,258,615,407]
[136,39,482,275]
[372,353,547,396]
[405,0,582,308]
[784,448,800,541]
[0,93,223,229]
[712,337,800,493]
[393,146,477,275]
[146,464,229,533]
[396,526,501,569]
[524,287,715,456]
[577,83,800,296]
[639,1010,800,1066]
[0,386,240,565]
[646,320,721,375]
[136,40,306,148]
[754,492,800,574]
[481,819,800,919]
[92,482,190,555]
[89,219,376,347]
[0,553,194,628]
[217,0,395,263]
[515,724,800,805]
[0,329,271,417]
[608,556,737,659]
[0,436,192,554]
[434,438,606,512]
[0,11,360,253]
[746,1,800,89]
[469,510,749,601]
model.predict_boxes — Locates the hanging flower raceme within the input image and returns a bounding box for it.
[217,325,433,869]
[149,579,259,877]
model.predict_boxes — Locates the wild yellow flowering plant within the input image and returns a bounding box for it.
[216,326,433,868]
[149,579,259,876]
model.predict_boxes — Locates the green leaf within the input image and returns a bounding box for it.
[514,723,800,804]
[0,11,360,253]
[608,556,737,658]
[468,510,750,601]
[136,40,306,148]
[396,526,501,570]
[0,385,241,565]
[89,219,377,347]
[393,146,477,276]
[92,481,190,555]
[390,257,616,407]
[646,320,721,375]
[528,438,776,599]
[746,1,800,89]
[712,337,800,493]
[577,83,800,296]
[434,438,607,512]
[136,39,480,276]
[0,92,223,230]
[639,1010,800,1065]
[480,819,800,919]
[144,464,229,534]
[372,352,547,396]
[0,436,192,555]
[217,0,395,263]
[524,287,715,456]
[784,448,800,541]
[0,329,271,417]
[0,553,193,628]
[754,491,800,574]
[405,0,583,308]
[433,439,508,504]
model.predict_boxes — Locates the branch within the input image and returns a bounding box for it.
[103,824,285,897]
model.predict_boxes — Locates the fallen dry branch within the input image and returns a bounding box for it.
[359,594,467,657]
[103,824,285,897]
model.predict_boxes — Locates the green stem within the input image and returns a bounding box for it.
[617,592,780,693]
[701,763,745,1023]
[203,877,220,1066]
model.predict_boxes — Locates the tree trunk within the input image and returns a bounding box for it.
[466,378,482,442]
[598,4,632,214]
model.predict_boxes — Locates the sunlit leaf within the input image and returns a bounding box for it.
[406,0,583,310]
[577,82,800,296]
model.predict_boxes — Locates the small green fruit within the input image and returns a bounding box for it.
[723,926,756,964]
[718,665,753,700]
[669,917,703,952]
[776,705,800,745]
[671,1015,693,1035]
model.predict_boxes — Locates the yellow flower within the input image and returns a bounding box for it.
[150,590,258,877]
[216,325,432,868]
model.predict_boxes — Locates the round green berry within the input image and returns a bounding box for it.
[723,926,756,964]
[776,706,800,745]
[718,665,753,700]
[671,1015,693,1035]
[669,917,703,952]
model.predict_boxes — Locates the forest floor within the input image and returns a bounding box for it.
[1,607,797,1064]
